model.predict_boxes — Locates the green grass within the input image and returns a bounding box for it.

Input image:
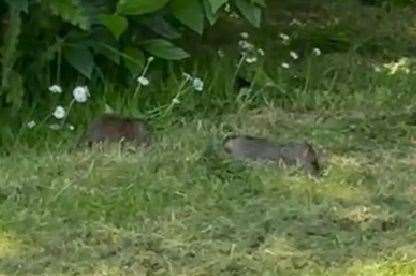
[2,1,416,274]
[1,105,416,275]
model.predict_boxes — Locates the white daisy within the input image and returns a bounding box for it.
[240,32,249,39]
[27,120,36,129]
[137,76,150,86]
[49,85,62,93]
[73,86,90,103]
[192,77,204,91]
[245,56,257,63]
[290,51,299,60]
[312,47,322,56]
[238,40,254,50]
[279,33,290,41]
[53,105,66,119]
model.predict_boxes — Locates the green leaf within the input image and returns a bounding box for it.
[123,47,145,75]
[64,45,94,78]
[252,0,266,7]
[1,6,21,91]
[93,43,121,65]
[44,0,90,30]
[5,0,29,13]
[117,0,170,15]
[207,0,227,13]
[98,14,128,40]
[203,0,219,25]
[141,15,181,40]
[170,0,205,34]
[234,0,262,28]
[4,71,23,109]
[142,39,190,60]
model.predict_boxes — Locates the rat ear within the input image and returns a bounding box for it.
[223,134,238,144]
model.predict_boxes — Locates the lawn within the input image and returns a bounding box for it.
[1,104,416,275]
[2,1,416,274]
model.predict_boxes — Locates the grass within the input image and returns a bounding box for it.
[2,1,416,274]
[1,104,416,275]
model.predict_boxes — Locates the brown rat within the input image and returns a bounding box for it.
[224,135,321,176]
[79,114,151,148]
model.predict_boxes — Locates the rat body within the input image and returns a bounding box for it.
[79,114,151,147]
[224,135,321,176]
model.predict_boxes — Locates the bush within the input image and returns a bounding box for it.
[0,0,265,109]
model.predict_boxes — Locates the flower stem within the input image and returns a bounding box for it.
[134,57,154,98]
[61,99,75,128]
[161,80,189,118]
[232,52,247,90]
[57,45,62,85]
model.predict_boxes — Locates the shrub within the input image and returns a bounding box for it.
[0,0,265,109]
